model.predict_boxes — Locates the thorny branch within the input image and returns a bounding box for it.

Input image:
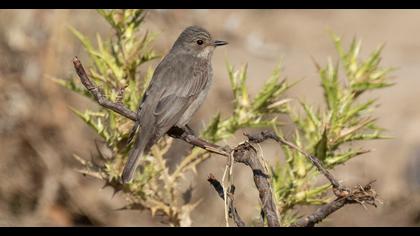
[245,130,379,227]
[72,57,280,227]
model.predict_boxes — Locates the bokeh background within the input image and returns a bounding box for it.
[1,9,420,226]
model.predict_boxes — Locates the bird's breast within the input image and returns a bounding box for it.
[175,64,213,127]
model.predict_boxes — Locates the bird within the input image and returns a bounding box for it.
[121,26,228,184]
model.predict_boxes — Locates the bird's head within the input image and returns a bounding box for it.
[172,25,228,59]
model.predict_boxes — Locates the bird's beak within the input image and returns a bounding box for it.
[212,40,228,47]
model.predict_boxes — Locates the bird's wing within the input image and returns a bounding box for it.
[153,57,209,136]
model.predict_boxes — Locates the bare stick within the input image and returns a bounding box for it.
[232,142,280,227]
[208,174,246,227]
[73,57,137,121]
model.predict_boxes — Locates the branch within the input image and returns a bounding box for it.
[72,57,280,227]
[246,130,379,227]
[232,142,280,226]
[166,126,229,157]
[73,57,228,156]
[291,181,378,227]
[208,174,246,227]
[245,130,341,189]
[72,57,137,121]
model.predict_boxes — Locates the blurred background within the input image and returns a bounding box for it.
[0,9,420,226]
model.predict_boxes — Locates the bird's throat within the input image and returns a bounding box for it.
[196,46,214,59]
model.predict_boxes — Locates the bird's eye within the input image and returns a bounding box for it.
[196,40,204,45]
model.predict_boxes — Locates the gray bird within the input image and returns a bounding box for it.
[121,26,228,183]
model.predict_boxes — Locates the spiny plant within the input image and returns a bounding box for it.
[272,34,394,226]
[57,9,291,226]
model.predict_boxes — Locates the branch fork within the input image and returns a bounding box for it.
[245,130,379,227]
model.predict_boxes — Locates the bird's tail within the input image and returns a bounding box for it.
[121,125,153,184]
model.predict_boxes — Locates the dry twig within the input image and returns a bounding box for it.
[207,174,245,227]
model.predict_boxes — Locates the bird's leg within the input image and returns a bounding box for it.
[184,124,196,136]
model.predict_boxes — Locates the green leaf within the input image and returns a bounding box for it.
[314,128,328,161]
[325,149,370,167]
[202,113,221,142]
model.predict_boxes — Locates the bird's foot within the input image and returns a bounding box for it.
[184,124,196,136]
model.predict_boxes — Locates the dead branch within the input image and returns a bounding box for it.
[231,142,280,226]
[291,181,378,227]
[72,57,137,121]
[208,174,246,227]
[245,130,379,227]
[245,130,341,189]
[72,57,280,227]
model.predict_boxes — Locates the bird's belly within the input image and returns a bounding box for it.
[176,76,212,127]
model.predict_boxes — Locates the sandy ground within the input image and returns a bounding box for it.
[0,9,420,226]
